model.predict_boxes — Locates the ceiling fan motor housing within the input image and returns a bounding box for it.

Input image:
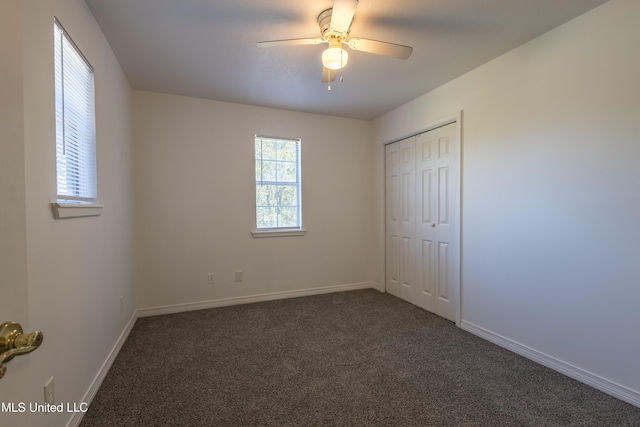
[318,8,349,44]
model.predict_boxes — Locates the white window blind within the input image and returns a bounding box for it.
[255,136,302,230]
[54,19,97,203]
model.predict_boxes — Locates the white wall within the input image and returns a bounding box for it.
[19,1,136,426]
[134,91,375,310]
[373,0,640,404]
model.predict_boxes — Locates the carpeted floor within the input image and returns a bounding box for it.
[80,289,640,426]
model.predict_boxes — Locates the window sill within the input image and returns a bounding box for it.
[51,202,103,220]
[251,229,306,238]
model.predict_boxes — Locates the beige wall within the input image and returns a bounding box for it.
[373,0,640,403]
[18,0,135,426]
[134,91,375,310]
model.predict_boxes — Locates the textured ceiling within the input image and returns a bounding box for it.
[85,0,608,120]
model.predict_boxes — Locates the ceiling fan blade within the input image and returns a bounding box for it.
[257,38,324,48]
[348,38,413,59]
[321,67,336,83]
[330,0,358,33]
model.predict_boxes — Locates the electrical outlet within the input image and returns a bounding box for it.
[44,377,54,405]
[120,295,124,313]
[235,270,243,282]
[208,273,215,285]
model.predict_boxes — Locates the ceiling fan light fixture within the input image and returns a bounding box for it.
[258,0,413,83]
[322,43,348,70]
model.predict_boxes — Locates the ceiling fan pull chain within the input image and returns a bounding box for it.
[328,69,332,91]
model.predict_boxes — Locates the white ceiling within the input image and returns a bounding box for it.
[85,0,608,120]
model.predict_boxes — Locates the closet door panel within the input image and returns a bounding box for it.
[385,144,400,297]
[433,124,457,321]
[416,129,436,312]
[399,137,416,304]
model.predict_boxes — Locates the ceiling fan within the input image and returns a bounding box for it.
[257,0,413,83]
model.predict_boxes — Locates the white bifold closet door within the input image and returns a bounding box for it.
[385,122,458,322]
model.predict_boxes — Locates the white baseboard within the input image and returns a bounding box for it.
[460,320,640,408]
[67,312,138,427]
[138,282,381,317]
[370,281,384,293]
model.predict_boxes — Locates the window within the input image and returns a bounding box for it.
[253,136,304,236]
[54,19,96,204]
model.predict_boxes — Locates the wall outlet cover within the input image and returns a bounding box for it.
[44,377,54,404]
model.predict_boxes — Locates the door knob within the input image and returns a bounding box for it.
[431,223,436,228]
[0,322,43,380]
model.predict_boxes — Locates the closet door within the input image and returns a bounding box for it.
[386,122,459,323]
[416,123,457,321]
[385,137,417,302]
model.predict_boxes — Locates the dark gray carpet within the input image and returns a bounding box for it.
[81,289,640,426]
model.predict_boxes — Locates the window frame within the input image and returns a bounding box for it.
[252,135,305,238]
[51,18,101,219]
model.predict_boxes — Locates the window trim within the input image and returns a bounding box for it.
[251,228,307,238]
[52,203,103,220]
[253,135,303,236]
